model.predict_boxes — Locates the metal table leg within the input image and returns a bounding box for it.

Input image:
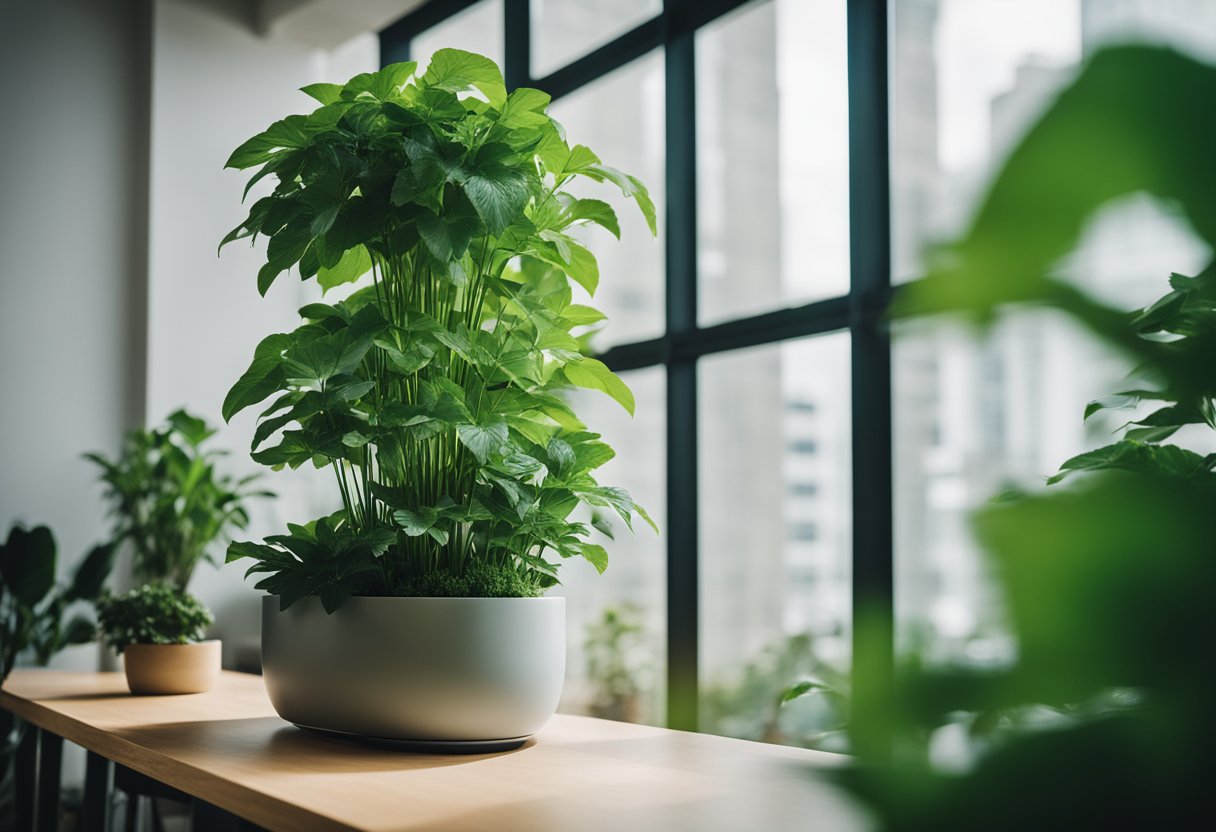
[14,721,37,831]
[82,750,113,832]
[36,729,62,832]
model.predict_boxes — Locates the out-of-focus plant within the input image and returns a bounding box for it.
[86,409,269,589]
[707,632,849,752]
[583,604,649,722]
[0,524,114,824]
[838,45,1216,829]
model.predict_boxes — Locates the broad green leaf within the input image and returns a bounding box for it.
[462,164,530,234]
[0,525,57,608]
[579,542,609,575]
[318,245,372,293]
[563,357,635,415]
[223,333,292,422]
[393,506,438,537]
[498,87,551,128]
[459,418,510,464]
[562,198,620,239]
[421,48,507,109]
[66,543,115,602]
[300,83,343,105]
[418,190,483,262]
[225,114,313,169]
[342,61,417,102]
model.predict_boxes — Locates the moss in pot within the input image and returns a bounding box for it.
[97,584,219,695]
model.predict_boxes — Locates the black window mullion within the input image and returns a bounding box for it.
[503,0,530,90]
[663,0,700,733]
[846,0,895,762]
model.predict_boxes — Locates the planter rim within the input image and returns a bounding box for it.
[122,639,221,649]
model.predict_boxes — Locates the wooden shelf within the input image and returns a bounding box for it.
[1,670,863,832]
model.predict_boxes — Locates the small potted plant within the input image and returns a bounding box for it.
[220,50,656,749]
[96,584,218,695]
[86,408,270,589]
[584,605,649,723]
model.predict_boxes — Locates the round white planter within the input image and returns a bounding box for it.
[261,595,565,751]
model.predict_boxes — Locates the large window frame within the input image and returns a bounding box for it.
[380,0,892,737]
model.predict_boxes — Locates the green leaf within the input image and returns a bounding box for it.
[583,164,656,235]
[223,333,291,422]
[0,525,57,608]
[459,418,510,464]
[563,357,635,415]
[462,164,531,234]
[498,87,551,128]
[457,418,510,464]
[318,245,372,293]
[562,198,620,239]
[1049,441,1211,484]
[418,190,483,262]
[342,61,418,102]
[66,543,115,602]
[258,220,313,295]
[579,542,609,575]
[421,48,507,109]
[226,114,312,169]
[393,506,439,537]
[300,83,343,105]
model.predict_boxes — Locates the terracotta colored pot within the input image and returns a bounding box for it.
[122,640,221,695]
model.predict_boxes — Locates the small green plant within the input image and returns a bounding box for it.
[584,605,649,721]
[0,525,114,683]
[86,409,270,589]
[707,633,849,750]
[95,584,213,650]
[220,50,657,612]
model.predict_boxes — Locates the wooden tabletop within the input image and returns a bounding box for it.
[1,670,866,832]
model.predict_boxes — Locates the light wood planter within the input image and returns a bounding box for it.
[123,640,221,695]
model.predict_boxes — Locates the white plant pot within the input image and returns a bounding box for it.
[261,595,565,751]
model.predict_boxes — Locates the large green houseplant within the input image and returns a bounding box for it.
[220,50,655,747]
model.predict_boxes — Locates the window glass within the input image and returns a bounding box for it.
[696,0,850,326]
[530,0,661,78]
[549,51,666,349]
[555,368,667,726]
[699,333,851,751]
[890,0,1216,666]
[411,0,504,72]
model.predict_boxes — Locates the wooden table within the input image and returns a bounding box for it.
[1,670,865,832]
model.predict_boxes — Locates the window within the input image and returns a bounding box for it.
[381,0,889,746]
[890,0,1216,666]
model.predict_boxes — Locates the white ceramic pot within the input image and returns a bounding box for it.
[260,596,565,751]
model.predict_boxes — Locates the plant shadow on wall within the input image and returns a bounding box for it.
[819,45,1216,829]
[219,50,657,610]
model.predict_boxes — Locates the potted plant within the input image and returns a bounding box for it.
[86,408,269,589]
[219,49,656,749]
[96,583,218,695]
[584,605,649,723]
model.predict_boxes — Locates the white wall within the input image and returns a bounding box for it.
[146,0,378,667]
[0,0,152,646]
